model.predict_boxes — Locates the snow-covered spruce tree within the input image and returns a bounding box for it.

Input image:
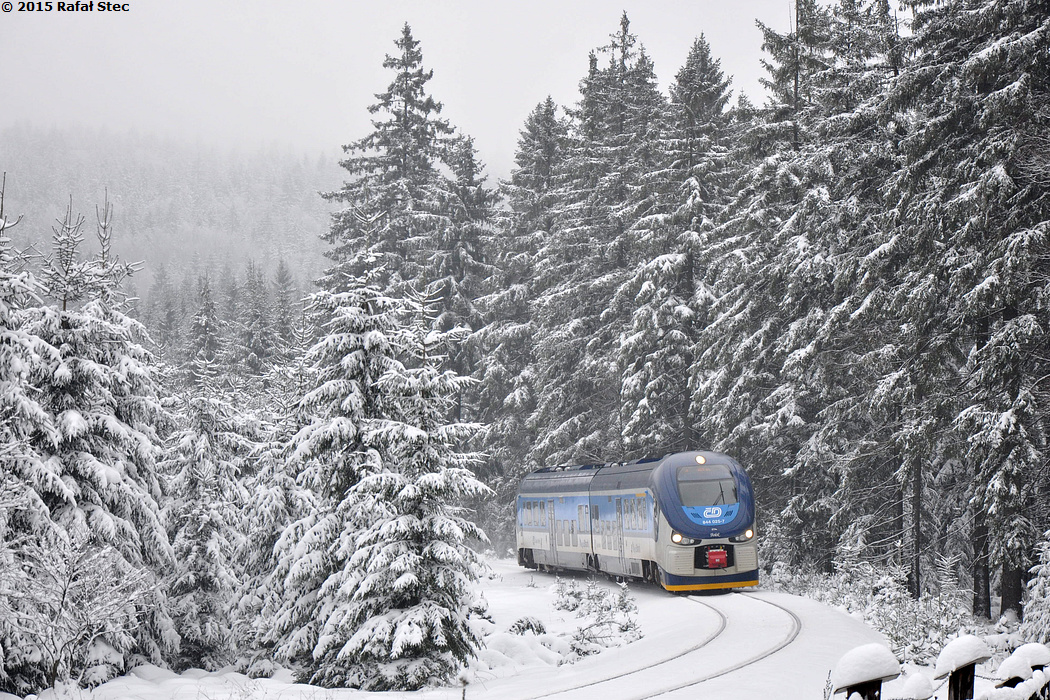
[614,33,736,457]
[239,287,314,673]
[271,259,299,358]
[183,273,223,389]
[771,0,922,583]
[0,177,50,496]
[310,292,489,690]
[883,0,1050,618]
[473,96,568,548]
[145,264,183,357]
[264,284,408,678]
[687,0,837,567]
[319,23,456,295]
[2,199,175,691]
[236,416,310,675]
[1021,531,1050,643]
[231,259,278,381]
[161,384,259,671]
[0,181,60,694]
[432,135,496,413]
[764,0,920,579]
[266,284,488,689]
[529,13,667,466]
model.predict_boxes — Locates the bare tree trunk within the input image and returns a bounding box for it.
[973,513,991,620]
[1000,563,1023,621]
[910,461,922,598]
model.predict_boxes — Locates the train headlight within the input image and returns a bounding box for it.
[731,529,755,542]
[671,531,684,544]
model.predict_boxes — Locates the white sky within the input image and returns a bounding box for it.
[2,0,799,179]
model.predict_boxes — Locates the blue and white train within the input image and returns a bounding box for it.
[515,451,758,592]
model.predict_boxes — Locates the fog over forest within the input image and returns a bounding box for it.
[1,1,1049,697]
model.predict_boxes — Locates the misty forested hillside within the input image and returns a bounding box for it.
[1,0,1049,695]
[0,124,336,309]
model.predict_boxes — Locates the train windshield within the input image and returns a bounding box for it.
[676,464,738,507]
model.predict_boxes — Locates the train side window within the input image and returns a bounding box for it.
[570,520,578,547]
[541,502,547,527]
[525,501,531,526]
[628,500,636,530]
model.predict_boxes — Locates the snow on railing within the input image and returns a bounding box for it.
[831,636,1050,700]
[934,635,992,700]
[831,643,900,700]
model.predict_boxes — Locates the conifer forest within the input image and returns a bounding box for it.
[1,0,1050,693]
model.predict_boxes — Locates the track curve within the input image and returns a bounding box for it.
[527,596,729,700]
[506,590,804,700]
[634,591,803,699]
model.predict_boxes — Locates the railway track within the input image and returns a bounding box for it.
[525,595,729,700]
[635,592,803,699]
[518,590,801,700]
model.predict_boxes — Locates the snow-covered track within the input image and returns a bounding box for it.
[634,591,803,699]
[506,590,801,700]
[523,596,729,699]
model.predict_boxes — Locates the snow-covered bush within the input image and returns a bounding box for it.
[552,577,586,612]
[0,537,155,689]
[559,579,641,660]
[765,554,973,663]
[509,617,547,636]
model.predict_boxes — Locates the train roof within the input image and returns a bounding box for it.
[518,451,747,496]
[528,455,662,475]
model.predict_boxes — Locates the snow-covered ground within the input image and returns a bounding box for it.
[12,558,1020,700]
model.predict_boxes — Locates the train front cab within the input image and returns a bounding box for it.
[651,452,759,592]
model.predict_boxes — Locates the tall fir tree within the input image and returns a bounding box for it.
[264,285,408,679]
[232,260,278,380]
[474,97,568,547]
[184,274,222,388]
[308,294,488,690]
[882,0,1050,617]
[162,387,258,671]
[530,14,667,466]
[320,23,456,294]
[2,199,176,690]
[615,34,736,457]
[272,259,298,357]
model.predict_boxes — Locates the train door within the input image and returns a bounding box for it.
[615,498,626,574]
[547,499,558,566]
[590,504,601,569]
